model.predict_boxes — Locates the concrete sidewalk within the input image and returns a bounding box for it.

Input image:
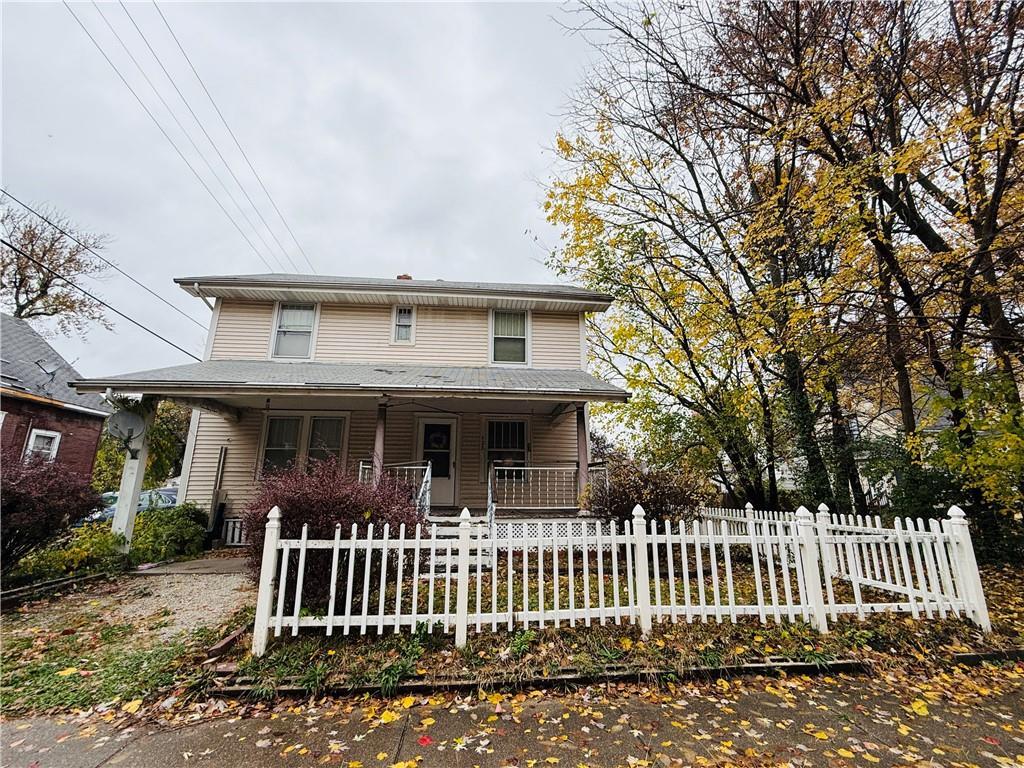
[133,556,248,576]
[3,664,1023,768]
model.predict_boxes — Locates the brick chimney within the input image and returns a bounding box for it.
[396,273,412,280]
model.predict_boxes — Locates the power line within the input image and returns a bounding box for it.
[0,189,207,331]
[2,238,202,361]
[62,1,279,273]
[87,1,288,273]
[118,0,302,273]
[152,0,317,275]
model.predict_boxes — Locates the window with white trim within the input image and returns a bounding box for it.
[273,303,315,358]
[25,428,61,461]
[492,310,527,364]
[486,419,527,469]
[261,414,348,471]
[393,306,414,344]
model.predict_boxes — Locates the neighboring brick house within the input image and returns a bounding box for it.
[1,313,111,475]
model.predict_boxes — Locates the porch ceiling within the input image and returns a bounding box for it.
[71,359,629,404]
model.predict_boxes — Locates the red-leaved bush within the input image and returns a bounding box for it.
[242,457,421,610]
[1,446,103,574]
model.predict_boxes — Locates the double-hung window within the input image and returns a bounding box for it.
[261,414,347,472]
[486,419,527,471]
[25,428,61,461]
[492,310,527,364]
[273,303,315,358]
[393,306,414,344]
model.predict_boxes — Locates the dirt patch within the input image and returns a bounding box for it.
[113,574,254,640]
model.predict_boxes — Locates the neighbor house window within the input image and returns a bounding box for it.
[492,310,527,364]
[393,306,414,344]
[25,428,61,461]
[262,416,302,470]
[486,420,527,469]
[306,416,346,464]
[273,303,315,358]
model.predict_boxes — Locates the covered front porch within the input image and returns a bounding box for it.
[72,359,627,547]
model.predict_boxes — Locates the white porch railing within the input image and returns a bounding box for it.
[250,503,990,656]
[223,517,247,547]
[488,464,580,511]
[357,460,432,516]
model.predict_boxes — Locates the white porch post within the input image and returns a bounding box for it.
[372,399,387,485]
[576,403,589,502]
[112,396,158,552]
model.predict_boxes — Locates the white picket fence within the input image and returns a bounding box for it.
[251,504,990,656]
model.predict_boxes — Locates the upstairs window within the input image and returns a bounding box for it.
[25,428,61,461]
[393,306,414,344]
[273,303,315,358]
[492,310,527,364]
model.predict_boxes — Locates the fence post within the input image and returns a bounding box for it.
[815,503,833,579]
[631,505,653,636]
[252,506,282,657]
[946,505,991,632]
[454,507,472,648]
[795,506,829,634]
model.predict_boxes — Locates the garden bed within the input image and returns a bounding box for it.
[212,562,1024,699]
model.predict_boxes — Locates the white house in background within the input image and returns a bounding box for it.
[73,273,629,543]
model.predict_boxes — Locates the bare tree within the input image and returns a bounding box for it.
[0,203,111,335]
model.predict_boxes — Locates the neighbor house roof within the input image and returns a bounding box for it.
[72,359,629,402]
[1,313,111,417]
[175,274,614,312]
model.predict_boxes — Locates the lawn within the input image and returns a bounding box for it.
[0,571,253,715]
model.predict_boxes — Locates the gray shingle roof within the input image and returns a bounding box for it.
[72,359,628,401]
[1,313,111,415]
[175,274,612,303]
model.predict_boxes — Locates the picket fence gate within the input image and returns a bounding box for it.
[251,504,990,656]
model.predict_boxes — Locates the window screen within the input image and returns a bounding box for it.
[492,311,527,363]
[273,304,315,358]
[394,306,413,343]
[263,416,302,471]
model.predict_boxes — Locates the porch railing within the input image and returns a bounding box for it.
[357,460,432,516]
[488,464,580,512]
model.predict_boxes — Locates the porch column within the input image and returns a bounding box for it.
[112,396,158,553]
[372,399,387,484]
[576,403,589,500]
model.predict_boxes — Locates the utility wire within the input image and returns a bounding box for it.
[1,189,207,330]
[63,1,279,273]
[88,1,287,273]
[119,1,302,273]
[117,0,299,274]
[2,238,202,361]
[152,0,318,275]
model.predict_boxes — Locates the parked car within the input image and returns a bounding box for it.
[83,487,179,524]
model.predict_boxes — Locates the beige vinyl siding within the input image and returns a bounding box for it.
[209,300,275,360]
[315,305,490,366]
[182,410,262,516]
[207,300,586,369]
[531,312,584,369]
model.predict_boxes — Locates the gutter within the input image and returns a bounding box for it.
[0,385,110,417]
[70,380,630,403]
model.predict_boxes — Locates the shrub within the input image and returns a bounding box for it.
[1,446,103,574]
[10,523,127,584]
[242,457,421,609]
[130,503,207,564]
[586,450,714,523]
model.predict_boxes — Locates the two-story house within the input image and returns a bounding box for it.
[73,274,628,540]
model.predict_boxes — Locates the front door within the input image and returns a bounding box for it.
[417,418,457,506]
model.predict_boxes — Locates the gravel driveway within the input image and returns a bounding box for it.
[114,572,253,640]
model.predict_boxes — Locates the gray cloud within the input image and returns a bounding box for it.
[3,1,593,376]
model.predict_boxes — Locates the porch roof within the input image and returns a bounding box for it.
[71,359,629,403]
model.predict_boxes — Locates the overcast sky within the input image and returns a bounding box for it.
[2,1,596,377]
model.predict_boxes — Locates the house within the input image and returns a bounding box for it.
[71,274,628,541]
[1,313,111,474]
